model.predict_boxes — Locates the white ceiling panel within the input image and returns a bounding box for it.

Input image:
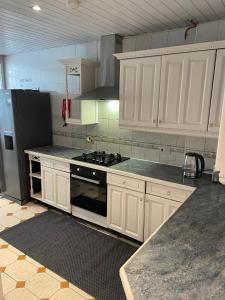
[0,0,225,55]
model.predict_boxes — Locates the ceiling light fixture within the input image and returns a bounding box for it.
[67,0,80,9]
[32,4,41,11]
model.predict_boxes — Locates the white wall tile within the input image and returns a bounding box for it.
[132,146,145,159]
[205,138,218,152]
[144,148,160,162]
[53,135,72,147]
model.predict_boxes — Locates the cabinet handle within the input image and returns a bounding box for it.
[158,120,162,123]
[140,198,143,202]
[153,119,156,123]
[209,123,214,127]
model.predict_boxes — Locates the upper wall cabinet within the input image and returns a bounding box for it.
[115,41,225,137]
[158,50,215,132]
[59,58,98,125]
[208,49,225,133]
[119,56,161,129]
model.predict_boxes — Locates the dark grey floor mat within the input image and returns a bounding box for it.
[0,211,137,300]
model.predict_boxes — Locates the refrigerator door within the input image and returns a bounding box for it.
[0,90,22,199]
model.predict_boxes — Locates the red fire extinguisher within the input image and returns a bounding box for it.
[62,98,71,126]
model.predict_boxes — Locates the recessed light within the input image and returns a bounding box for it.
[32,5,41,11]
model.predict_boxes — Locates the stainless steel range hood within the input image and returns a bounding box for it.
[76,34,122,100]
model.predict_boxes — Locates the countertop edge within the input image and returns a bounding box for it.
[120,209,180,300]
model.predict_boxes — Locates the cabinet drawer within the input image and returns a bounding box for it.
[146,182,192,202]
[41,158,69,172]
[107,173,145,193]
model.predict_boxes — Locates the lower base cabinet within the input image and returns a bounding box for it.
[144,194,181,241]
[42,166,71,213]
[107,185,144,242]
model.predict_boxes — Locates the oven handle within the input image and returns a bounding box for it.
[71,174,101,185]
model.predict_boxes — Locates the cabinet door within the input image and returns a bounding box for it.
[158,50,215,132]
[135,57,161,128]
[54,170,71,213]
[107,185,124,233]
[119,59,138,126]
[180,50,215,131]
[107,185,144,241]
[158,53,185,129]
[144,195,181,241]
[42,166,55,206]
[123,189,144,241]
[208,49,225,133]
[119,57,161,128]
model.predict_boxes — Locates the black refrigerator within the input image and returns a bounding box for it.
[0,89,52,204]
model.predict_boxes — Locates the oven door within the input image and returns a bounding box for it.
[70,174,107,217]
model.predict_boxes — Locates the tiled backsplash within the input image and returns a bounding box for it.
[53,101,217,170]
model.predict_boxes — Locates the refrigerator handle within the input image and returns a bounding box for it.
[4,131,14,150]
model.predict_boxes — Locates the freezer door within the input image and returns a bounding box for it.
[0,90,21,199]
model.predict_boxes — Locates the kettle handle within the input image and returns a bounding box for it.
[196,154,205,173]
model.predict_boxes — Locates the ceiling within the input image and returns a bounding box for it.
[1,0,225,55]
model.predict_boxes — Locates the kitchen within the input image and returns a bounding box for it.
[1,1,225,299]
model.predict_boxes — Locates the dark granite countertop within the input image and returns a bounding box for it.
[110,158,208,187]
[122,174,225,300]
[25,145,91,160]
[25,146,225,299]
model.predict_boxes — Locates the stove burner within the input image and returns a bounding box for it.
[72,151,129,166]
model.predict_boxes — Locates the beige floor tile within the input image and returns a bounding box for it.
[25,203,47,214]
[4,288,39,300]
[0,199,13,208]
[46,269,65,282]
[1,273,17,294]
[5,260,37,281]
[70,284,94,299]
[0,203,21,214]
[0,238,7,246]
[0,216,20,228]
[7,245,24,256]
[14,210,35,221]
[26,256,44,268]
[26,272,60,298]
[50,288,89,300]
[0,249,18,267]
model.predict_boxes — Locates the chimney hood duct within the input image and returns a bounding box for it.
[76,34,122,100]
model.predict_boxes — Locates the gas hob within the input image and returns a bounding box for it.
[72,151,129,167]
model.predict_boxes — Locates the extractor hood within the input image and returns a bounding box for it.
[76,34,122,100]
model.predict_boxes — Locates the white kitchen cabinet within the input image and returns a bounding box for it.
[107,185,144,241]
[54,169,70,213]
[59,58,98,125]
[42,166,55,207]
[107,185,124,233]
[158,50,215,132]
[208,49,225,133]
[119,56,161,128]
[41,166,71,213]
[144,194,181,241]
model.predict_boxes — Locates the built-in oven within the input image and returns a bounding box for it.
[70,164,107,217]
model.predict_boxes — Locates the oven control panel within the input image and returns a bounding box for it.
[70,164,106,184]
